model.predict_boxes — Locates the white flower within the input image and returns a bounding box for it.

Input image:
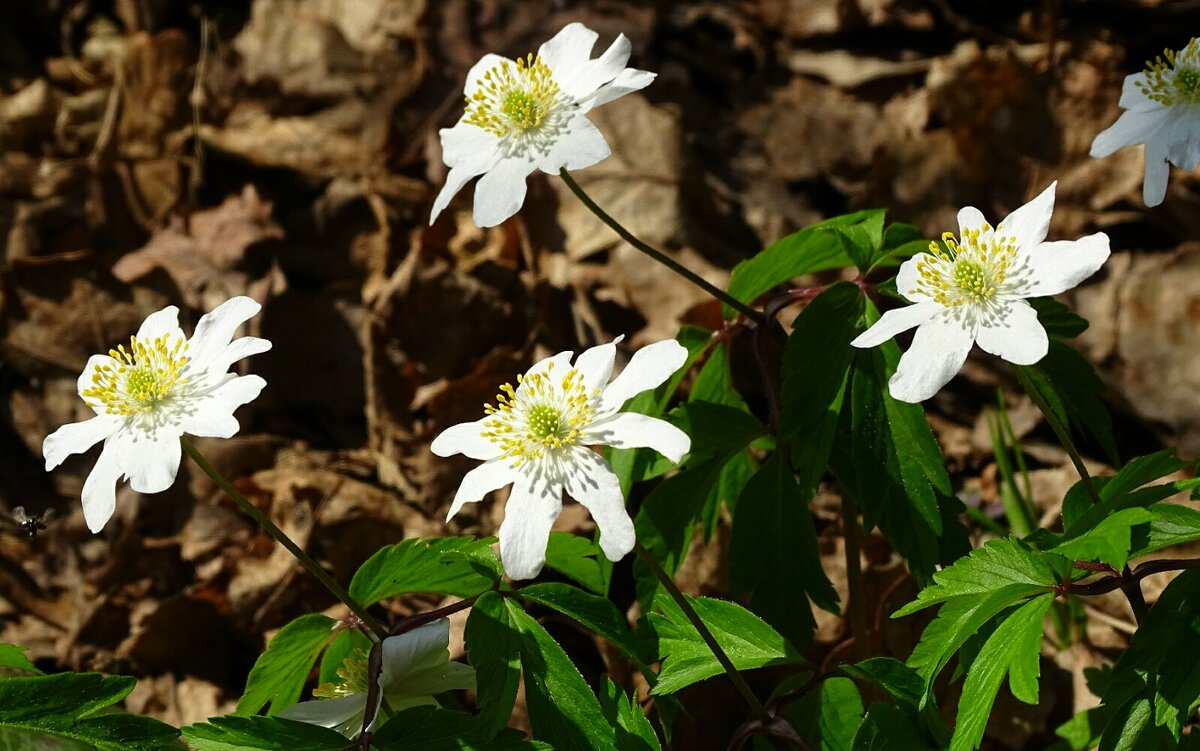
[851,183,1110,403]
[1090,38,1200,206]
[429,22,655,228]
[42,297,271,533]
[279,619,475,738]
[431,337,691,580]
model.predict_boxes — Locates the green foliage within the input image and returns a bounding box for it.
[318,627,371,687]
[0,672,178,750]
[237,614,337,717]
[599,678,662,751]
[0,644,40,675]
[543,533,606,594]
[784,677,864,751]
[1030,297,1090,339]
[518,583,651,668]
[182,716,349,750]
[851,704,941,751]
[647,593,807,695]
[1023,342,1118,463]
[350,536,500,606]
[465,592,522,740]
[505,599,618,750]
[371,706,551,750]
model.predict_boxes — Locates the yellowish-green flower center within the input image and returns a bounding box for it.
[312,649,370,699]
[480,362,599,467]
[81,334,189,415]
[915,226,1016,307]
[465,54,560,137]
[1137,38,1200,107]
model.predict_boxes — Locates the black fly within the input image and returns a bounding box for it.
[9,507,52,539]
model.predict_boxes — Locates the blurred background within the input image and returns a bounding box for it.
[1,0,1198,747]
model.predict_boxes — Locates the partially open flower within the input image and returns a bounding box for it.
[429,22,655,228]
[431,337,691,580]
[851,183,1110,402]
[279,619,475,738]
[1091,38,1200,206]
[42,297,270,532]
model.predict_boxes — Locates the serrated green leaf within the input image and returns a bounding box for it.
[1051,508,1156,570]
[850,703,939,751]
[729,452,836,647]
[895,538,1059,618]
[465,592,521,740]
[517,583,650,669]
[542,533,605,594]
[1030,297,1090,339]
[950,593,1053,751]
[506,599,617,750]
[690,341,750,411]
[350,537,499,606]
[840,658,923,715]
[0,644,40,675]
[183,715,350,750]
[1128,503,1200,559]
[237,614,337,717]
[372,705,549,750]
[648,594,807,696]
[1024,343,1117,464]
[815,678,864,751]
[599,677,662,751]
[0,673,177,750]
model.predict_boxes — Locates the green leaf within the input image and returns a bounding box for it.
[786,677,864,751]
[894,538,1060,617]
[350,536,499,606]
[840,658,924,715]
[465,591,522,740]
[729,452,836,647]
[372,705,550,750]
[1050,508,1155,570]
[599,677,662,751]
[517,583,651,668]
[690,341,750,411]
[318,627,371,687]
[237,614,337,717]
[1128,503,1200,559]
[506,599,617,750]
[725,210,886,315]
[1025,342,1118,464]
[950,593,1053,751]
[543,533,605,594]
[0,673,178,750]
[1029,297,1090,339]
[0,644,40,675]
[851,703,940,751]
[648,594,807,696]
[183,716,351,750]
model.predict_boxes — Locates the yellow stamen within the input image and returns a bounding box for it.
[312,648,370,699]
[81,334,189,415]
[1137,38,1200,107]
[465,54,560,137]
[479,366,599,467]
[914,226,1016,307]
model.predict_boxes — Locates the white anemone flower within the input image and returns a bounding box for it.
[429,22,655,228]
[42,297,271,533]
[431,337,691,580]
[279,619,475,738]
[1091,38,1200,206]
[851,182,1110,403]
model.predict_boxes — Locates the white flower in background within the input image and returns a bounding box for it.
[280,619,475,738]
[851,183,1110,403]
[42,297,270,533]
[1091,38,1200,206]
[431,337,691,580]
[429,22,656,228]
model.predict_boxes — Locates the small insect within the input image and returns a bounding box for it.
[9,507,53,539]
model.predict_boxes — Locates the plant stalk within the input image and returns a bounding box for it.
[558,168,766,324]
[840,494,870,661]
[180,436,388,640]
[1015,367,1102,506]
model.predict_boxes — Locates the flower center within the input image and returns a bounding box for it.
[465,54,560,138]
[82,334,189,415]
[1137,38,1200,107]
[312,648,370,699]
[914,226,1017,307]
[480,362,599,467]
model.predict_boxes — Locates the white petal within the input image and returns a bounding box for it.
[277,695,366,730]
[498,476,561,580]
[516,350,574,399]
[553,33,633,100]
[851,302,942,349]
[187,297,263,372]
[81,440,123,533]
[77,354,116,400]
[957,206,987,236]
[1167,113,1200,170]
[430,122,505,224]
[211,336,272,375]
[396,660,476,697]
[537,23,599,90]
[430,419,502,461]
[1144,134,1172,207]
[115,427,181,495]
[446,459,520,520]
[1119,72,1159,112]
[895,254,934,303]
[179,374,266,438]
[136,306,184,342]
[1015,233,1110,297]
[887,310,975,403]
[43,414,120,470]
[471,156,537,228]
[997,182,1056,252]
[463,54,512,98]
[562,448,634,563]
[584,412,690,463]
[585,68,656,110]
[598,339,689,413]
[571,336,623,394]
[381,620,450,688]
[975,300,1048,366]
[1090,109,1163,157]
[539,115,612,174]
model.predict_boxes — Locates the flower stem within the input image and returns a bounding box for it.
[1015,367,1102,506]
[633,541,769,724]
[558,168,767,325]
[840,494,870,661]
[179,436,388,640]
